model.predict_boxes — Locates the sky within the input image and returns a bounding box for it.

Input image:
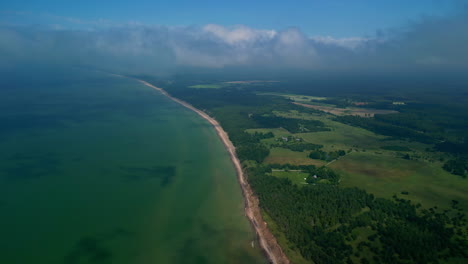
[0,1,467,75]
[1,0,463,37]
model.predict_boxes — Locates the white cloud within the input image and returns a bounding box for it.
[0,10,467,73]
[310,36,370,50]
[202,24,276,45]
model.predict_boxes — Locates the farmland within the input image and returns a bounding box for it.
[293,102,398,117]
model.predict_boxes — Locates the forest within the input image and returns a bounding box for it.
[252,114,330,133]
[250,165,467,264]
[309,149,346,162]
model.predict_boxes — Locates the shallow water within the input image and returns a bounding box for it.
[0,68,266,263]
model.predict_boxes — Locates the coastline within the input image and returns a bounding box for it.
[133,78,290,264]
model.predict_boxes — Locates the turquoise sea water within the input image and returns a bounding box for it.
[0,68,265,263]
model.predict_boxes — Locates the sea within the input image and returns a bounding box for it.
[0,67,266,264]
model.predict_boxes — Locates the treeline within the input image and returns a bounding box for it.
[319,98,351,108]
[252,114,330,133]
[443,158,468,178]
[272,142,323,152]
[335,115,434,144]
[248,166,468,264]
[230,131,273,163]
[309,149,346,161]
[435,142,468,177]
[436,141,468,155]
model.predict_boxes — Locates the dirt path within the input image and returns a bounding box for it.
[130,78,290,264]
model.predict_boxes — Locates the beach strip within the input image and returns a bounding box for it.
[135,78,290,264]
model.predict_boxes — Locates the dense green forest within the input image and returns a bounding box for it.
[250,165,467,264]
[334,115,435,144]
[253,114,330,133]
[272,142,323,152]
[140,75,468,263]
[309,149,346,162]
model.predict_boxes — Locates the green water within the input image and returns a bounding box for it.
[0,68,266,264]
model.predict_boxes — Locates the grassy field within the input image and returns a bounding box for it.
[258,92,397,117]
[256,92,326,102]
[293,102,398,117]
[265,148,326,166]
[270,170,309,186]
[275,110,387,151]
[245,128,326,165]
[247,108,466,212]
[330,152,468,211]
[274,110,435,155]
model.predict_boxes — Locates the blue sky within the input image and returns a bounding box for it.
[1,0,463,37]
[1,0,467,73]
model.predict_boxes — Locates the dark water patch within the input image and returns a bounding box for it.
[0,115,69,136]
[64,237,112,264]
[199,221,220,238]
[2,153,60,180]
[120,166,176,186]
[176,237,209,264]
[63,228,131,264]
[71,156,84,163]
[103,228,134,240]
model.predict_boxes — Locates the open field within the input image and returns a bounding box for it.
[330,152,468,211]
[248,107,466,213]
[257,92,327,102]
[257,92,397,117]
[265,148,326,166]
[270,170,309,186]
[293,102,398,117]
[274,110,387,150]
[273,110,436,155]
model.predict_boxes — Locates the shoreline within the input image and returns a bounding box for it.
[133,78,290,264]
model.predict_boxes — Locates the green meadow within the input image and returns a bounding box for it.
[246,107,466,212]
[331,152,468,211]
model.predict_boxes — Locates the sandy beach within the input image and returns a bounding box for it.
[134,78,290,264]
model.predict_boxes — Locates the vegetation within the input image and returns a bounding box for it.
[253,114,330,133]
[334,115,434,144]
[380,145,411,151]
[443,158,468,178]
[309,149,346,162]
[272,142,323,152]
[139,75,468,264]
[249,165,467,264]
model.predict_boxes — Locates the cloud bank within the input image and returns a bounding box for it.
[0,11,467,75]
